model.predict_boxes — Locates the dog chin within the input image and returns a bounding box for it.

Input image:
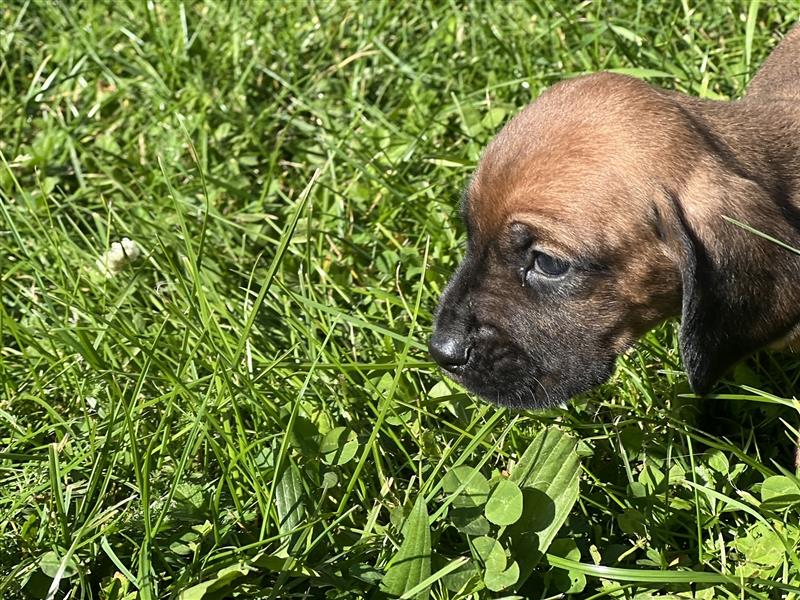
[440,369,570,410]
[439,357,618,410]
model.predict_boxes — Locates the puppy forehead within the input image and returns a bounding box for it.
[465,72,690,245]
[466,153,638,253]
[468,139,629,243]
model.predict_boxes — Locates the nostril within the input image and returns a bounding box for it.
[429,332,471,369]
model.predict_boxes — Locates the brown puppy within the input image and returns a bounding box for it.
[430,26,800,408]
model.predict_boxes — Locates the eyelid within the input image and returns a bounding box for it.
[507,223,590,271]
[528,245,571,262]
[531,245,605,272]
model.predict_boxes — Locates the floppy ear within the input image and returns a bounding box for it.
[662,174,800,394]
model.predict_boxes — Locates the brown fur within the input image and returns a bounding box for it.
[430,26,800,407]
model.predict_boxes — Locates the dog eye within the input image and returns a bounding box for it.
[533,252,570,277]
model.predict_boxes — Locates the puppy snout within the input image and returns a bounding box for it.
[429,329,472,371]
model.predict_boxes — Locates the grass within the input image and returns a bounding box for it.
[2,0,800,598]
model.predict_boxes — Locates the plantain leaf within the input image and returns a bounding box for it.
[382,494,431,599]
[275,460,305,537]
[504,426,581,587]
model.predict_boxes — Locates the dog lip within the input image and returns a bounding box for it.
[440,364,466,378]
[435,347,471,375]
[437,366,466,389]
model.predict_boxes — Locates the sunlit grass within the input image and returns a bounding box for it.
[1,1,800,598]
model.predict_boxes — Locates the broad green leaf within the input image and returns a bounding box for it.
[320,426,358,465]
[473,535,519,591]
[441,559,480,593]
[627,481,647,498]
[449,506,490,536]
[504,426,581,588]
[178,563,250,600]
[760,475,800,509]
[667,462,685,484]
[382,494,431,599]
[509,427,579,490]
[39,550,78,579]
[549,538,580,561]
[548,538,586,594]
[618,426,644,454]
[350,564,383,585]
[472,536,506,573]
[638,461,665,492]
[731,522,784,566]
[100,573,132,600]
[252,553,320,578]
[386,411,413,426]
[322,471,338,488]
[617,508,645,536]
[442,465,490,508]
[484,560,519,592]
[608,24,643,45]
[428,380,457,398]
[705,449,729,474]
[174,482,205,512]
[485,479,523,526]
[169,530,199,556]
[729,462,748,483]
[480,107,509,130]
[288,415,320,455]
[390,502,412,530]
[275,461,305,536]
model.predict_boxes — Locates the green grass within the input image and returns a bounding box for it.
[2,1,800,598]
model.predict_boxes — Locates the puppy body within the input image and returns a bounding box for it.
[430,27,800,407]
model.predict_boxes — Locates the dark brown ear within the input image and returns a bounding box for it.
[664,175,800,394]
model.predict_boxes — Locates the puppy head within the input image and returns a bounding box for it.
[430,73,800,407]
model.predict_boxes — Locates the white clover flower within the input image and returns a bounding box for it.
[96,237,141,277]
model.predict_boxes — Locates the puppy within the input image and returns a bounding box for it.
[430,26,800,408]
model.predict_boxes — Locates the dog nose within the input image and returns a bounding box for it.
[429,331,471,369]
